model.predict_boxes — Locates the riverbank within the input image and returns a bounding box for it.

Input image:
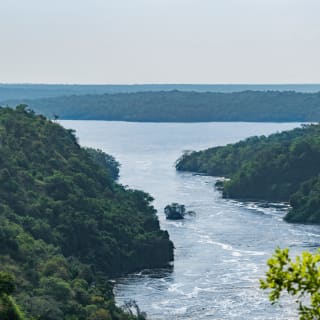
[61,120,314,319]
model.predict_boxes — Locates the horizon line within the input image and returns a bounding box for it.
[1,82,320,86]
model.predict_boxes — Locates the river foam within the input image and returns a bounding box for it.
[61,120,315,319]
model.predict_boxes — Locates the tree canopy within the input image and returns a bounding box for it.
[4,90,320,122]
[261,248,320,320]
[0,106,173,319]
[176,124,320,223]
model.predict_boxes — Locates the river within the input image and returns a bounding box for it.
[61,121,320,320]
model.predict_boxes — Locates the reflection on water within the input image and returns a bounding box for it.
[61,121,319,320]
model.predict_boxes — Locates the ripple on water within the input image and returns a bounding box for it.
[62,120,312,319]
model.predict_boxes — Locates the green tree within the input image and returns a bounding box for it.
[0,107,171,319]
[260,248,320,320]
[0,272,25,320]
[0,272,15,295]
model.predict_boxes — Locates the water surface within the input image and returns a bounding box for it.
[61,121,320,320]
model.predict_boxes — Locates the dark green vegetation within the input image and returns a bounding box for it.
[0,272,25,320]
[0,106,173,319]
[176,124,320,223]
[164,203,186,220]
[1,84,320,101]
[85,148,120,180]
[3,90,320,122]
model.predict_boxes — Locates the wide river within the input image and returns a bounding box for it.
[62,121,320,320]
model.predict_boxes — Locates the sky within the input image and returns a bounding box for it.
[0,0,319,84]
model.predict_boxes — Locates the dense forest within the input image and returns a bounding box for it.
[0,106,173,319]
[84,147,120,181]
[3,90,320,122]
[176,124,320,223]
[1,84,320,101]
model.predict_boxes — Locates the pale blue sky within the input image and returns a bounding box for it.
[1,0,319,84]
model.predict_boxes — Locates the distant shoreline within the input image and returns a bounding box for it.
[3,90,320,123]
[1,83,320,101]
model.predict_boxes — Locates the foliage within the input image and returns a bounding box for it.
[121,300,147,320]
[0,272,15,295]
[0,272,25,320]
[4,90,320,122]
[260,248,320,320]
[85,147,120,180]
[0,106,173,319]
[176,124,320,223]
[286,176,320,224]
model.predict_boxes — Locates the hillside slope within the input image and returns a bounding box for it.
[176,124,320,223]
[0,106,173,319]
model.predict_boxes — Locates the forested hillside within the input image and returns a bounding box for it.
[176,124,320,223]
[4,90,320,122]
[0,106,173,319]
[1,84,320,101]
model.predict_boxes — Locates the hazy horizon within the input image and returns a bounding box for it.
[1,0,319,84]
[1,82,320,86]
